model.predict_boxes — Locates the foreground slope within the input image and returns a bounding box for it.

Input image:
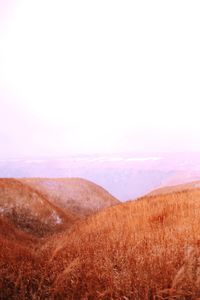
[43,188,200,299]
[0,235,42,300]
[0,178,78,237]
[20,178,120,216]
[0,215,43,300]
[2,184,200,299]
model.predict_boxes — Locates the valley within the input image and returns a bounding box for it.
[1,176,200,299]
[1,152,200,200]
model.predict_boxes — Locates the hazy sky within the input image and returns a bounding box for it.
[0,0,200,158]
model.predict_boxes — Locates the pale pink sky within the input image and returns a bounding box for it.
[0,1,200,158]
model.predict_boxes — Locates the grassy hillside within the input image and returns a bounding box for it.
[43,188,200,299]
[0,213,43,300]
[20,178,119,216]
[0,178,78,237]
[149,180,200,196]
[0,215,38,245]
[1,182,200,299]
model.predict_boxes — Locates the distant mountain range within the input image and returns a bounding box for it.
[1,152,200,200]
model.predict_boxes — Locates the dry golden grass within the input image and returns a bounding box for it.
[0,215,37,245]
[44,189,200,299]
[148,180,200,196]
[1,185,200,299]
[0,214,43,300]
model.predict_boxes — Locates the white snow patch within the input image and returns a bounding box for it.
[55,215,62,224]
[51,211,62,224]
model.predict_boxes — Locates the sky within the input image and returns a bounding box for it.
[0,0,200,158]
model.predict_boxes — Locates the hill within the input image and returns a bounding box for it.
[0,177,120,299]
[0,178,78,237]
[20,178,120,217]
[43,188,200,299]
[0,215,38,245]
[2,152,200,200]
[2,181,200,299]
[148,179,200,196]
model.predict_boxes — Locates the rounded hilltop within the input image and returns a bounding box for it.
[20,177,120,217]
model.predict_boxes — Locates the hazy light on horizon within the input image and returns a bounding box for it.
[0,0,200,158]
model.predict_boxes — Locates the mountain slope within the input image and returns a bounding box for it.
[43,188,200,299]
[148,179,200,196]
[20,178,120,216]
[0,215,38,246]
[0,178,78,237]
[3,179,200,298]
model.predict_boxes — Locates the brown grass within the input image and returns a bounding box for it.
[1,186,200,299]
[20,178,119,216]
[148,180,200,196]
[0,214,43,300]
